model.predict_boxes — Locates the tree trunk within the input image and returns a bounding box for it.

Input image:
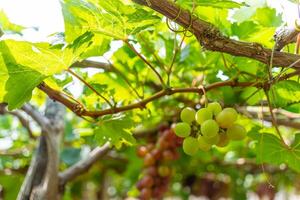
[17,100,65,200]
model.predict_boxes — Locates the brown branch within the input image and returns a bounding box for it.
[274,26,299,51]
[133,0,300,68]
[71,60,112,71]
[59,143,110,186]
[124,40,165,86]
[21,104,51,132]
[66,68,113,108]
[238,107,300,129]
[0,104,35,138]
[38,69,300,118]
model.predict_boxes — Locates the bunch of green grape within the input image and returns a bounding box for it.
[173,102,247,156]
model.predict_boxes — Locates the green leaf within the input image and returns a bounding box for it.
[249,130,300,173]
[1,40,75,75]
[231,21,259,39]
[94,116,136,147]
[0,10,25,34]
[61,0,160,41]
[269,80,300,108]
[251,7,283,27]
[0,39,79,109]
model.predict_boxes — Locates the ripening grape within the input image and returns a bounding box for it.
[180,107,196,124]
[201,119,219,138]
[195,108,213,124]
[226,124,247,140]
[137,146,148,158]
[207,102,222,116]
[174,122,191,138]
[203,133,220,145]
[139,188,152,200]
[216,108,238,128]
[216,133,229,147]
[183,137,199,156]
[197,136,211,151]
[144,154,155,166]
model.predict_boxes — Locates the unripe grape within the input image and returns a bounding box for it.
[203,133,220,145]
[207,102,222,116]
[226,124,247,140]
[195,108,213,124]
[183,137,199,156]
[216,133,230,147]
[158,165,171,177]
[201,119,219,138]
[180,107,196,124]
[216,108,238,128]
[197,136,211,151]
[174,122,191,138]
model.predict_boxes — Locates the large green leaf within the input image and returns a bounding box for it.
[0,40,79,109]
[269,80,300,108]
[0,10,25,34]
[251,7,283,27]
[61,0,160,42]
[94,116,136,148]
[249,130,300,173]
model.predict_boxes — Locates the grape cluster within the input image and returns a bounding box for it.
[174,103,247,156]
[136,127,182,200]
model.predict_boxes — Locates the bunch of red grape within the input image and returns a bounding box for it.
[174,102,247,156]
[136,126,182,200]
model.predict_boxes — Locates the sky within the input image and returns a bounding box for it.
[0,0,64,42]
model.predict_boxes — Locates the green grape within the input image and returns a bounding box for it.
[198,136,212,151]
[216,108,238,128]
[180,107,196,124]
[201,119,219,138]
[158,165,171,177]
[183,137,199,156]
[203,133,220,145]
[207,102,222,116]
[216,133,229,147]
[226,124,247,140]
[195,108,212,124]
[174,122,191,138]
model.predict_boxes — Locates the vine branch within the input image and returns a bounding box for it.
[38,70,300,119]
[133,0,300,69]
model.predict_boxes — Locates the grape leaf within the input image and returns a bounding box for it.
[61,0,160,41]
[0,10,25,34]
[94,116,136,148]
[0,39,82,109]
[249,130,300,173]
[269,80,300,108]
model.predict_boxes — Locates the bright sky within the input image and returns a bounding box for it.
[0,0,64,42]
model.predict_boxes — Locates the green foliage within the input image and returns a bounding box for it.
[94,115,136,148]
[250,130,300,173]
[0,10,25,34]
[1,0,300,198]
